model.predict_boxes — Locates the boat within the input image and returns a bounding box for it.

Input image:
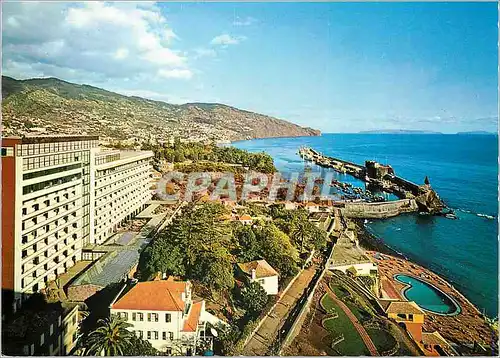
[445,213,458,220]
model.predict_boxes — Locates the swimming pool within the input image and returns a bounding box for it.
[394,274,461,315]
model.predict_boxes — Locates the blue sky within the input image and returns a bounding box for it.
[2,2,498,133]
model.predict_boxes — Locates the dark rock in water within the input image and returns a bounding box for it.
[415,188,445,214]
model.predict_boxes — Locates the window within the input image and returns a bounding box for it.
[165,313,171,322]
[132,312,136,321]
[138,312,144,321]
[166,348,172,355]
[162,332,167,340]
[169,332,173,340]
[153,313,158,322]
[147,331,151,340]
[50,324,54,335]
[153,331,158,340]
[147,313,151,322]
[138,331,143,339]
[40,333,45,345]
[30,344,35,355]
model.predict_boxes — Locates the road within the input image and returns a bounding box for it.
[241,265,317,356]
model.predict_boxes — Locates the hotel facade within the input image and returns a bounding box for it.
[1,135,153,312]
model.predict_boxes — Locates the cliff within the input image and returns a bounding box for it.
[1,76,320,142]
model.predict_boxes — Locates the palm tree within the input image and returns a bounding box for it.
[82,316,133,356]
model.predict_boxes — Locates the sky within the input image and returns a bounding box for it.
[2,2,498,133]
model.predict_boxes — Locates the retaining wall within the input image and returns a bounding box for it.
[341,199,418,219]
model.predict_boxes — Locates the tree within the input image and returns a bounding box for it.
[123,335,158,356]
[235,226,259,262]
[256,222,299,277]
[140,240,186,279]
[240,281,269,316]
[214,323,240,356]
[80,316,133,356]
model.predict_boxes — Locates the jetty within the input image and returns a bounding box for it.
[298,146,445,215]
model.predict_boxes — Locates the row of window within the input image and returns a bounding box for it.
[23,163,83,181]
[22,152,84,172]
[117,312,172,322]
[17,140,98,157]
[23,173,82,195]
[136,330,174,341]
[95,153,120,166]
[95,159,150,178]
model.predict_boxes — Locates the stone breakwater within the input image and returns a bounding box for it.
[341,199,418,219]
[298,146,445,215]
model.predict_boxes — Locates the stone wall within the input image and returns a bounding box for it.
[341,199,418,219]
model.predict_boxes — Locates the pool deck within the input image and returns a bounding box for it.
[366,250,497,347]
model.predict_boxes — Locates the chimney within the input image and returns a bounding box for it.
[251,268,256,281]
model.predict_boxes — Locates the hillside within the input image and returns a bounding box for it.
[1,76,320,142]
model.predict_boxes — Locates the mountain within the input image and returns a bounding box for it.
[1,76,320,142]
[359,129,442,134]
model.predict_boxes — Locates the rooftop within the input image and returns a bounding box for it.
[16,134,99,144]
[329,236,371,267]
[182,301,203,332]
[421,331,449,347]
[386,301,425,315]
[111,280,188,312]
[238,259,279,278]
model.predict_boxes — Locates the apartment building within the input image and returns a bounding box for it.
[1,135,153,312]
[90,150,153,246]
[2,295,80,355]
[110,280,215,355]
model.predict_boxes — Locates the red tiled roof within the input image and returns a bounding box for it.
[111,281,187,311]
[182,301,203,332]
[238,259,278,278]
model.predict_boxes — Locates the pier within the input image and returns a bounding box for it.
[298,146,445,215]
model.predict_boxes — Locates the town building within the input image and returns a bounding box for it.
[237,260,279,295]
[110,280,218,355]
[90,150,153,246]
[327,232,378,277]
[2,297,79,356]
[1,135,153,312]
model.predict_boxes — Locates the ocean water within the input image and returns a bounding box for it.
[234,133,499,317]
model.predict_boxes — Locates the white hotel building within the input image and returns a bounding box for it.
[1,135,153,312]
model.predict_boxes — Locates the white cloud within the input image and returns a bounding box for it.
[157,68,193,80]
[233,16,257,26]
[193,48,217,58]
[210,34,246,46]
[2,2,192,82]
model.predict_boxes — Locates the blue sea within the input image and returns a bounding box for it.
[234,133,498,317]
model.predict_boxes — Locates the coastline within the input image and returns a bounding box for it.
[353,219,407,260]
[354,219,491,320]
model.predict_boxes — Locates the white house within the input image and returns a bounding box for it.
[110,279,219,355]
[237,214,253,225]
[237,260,279,295]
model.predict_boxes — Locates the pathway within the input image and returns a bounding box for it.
[325,285,380,356]
[241,265,317,356]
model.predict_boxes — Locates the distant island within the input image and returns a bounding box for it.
[359,129,442,134]
[456,131,497,135]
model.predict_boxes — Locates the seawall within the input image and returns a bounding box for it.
[341,199,418,219]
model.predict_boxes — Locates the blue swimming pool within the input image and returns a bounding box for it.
[394,274,461,315]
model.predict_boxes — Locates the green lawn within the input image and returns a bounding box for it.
[329,282,372,322]
[330,284,350,299]
[320,294,369,356]
[366,328,397,353]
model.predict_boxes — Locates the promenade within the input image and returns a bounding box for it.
[241,265,317,355]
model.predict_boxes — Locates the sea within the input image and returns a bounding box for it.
[233,133,499,318]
